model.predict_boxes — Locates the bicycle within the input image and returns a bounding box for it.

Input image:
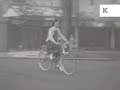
[38,43,77,75]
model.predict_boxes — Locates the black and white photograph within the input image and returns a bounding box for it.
[0,0,120,90]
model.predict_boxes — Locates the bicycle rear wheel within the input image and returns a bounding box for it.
[61,53,77,75]
[38,53,52,71]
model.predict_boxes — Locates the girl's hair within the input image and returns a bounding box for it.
[51,19,59,26]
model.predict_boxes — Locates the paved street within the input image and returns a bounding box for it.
[0,58,120,90]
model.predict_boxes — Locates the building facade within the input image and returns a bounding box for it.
[0,0,120,51]
[72,0,120,50]
[0,0,68,51]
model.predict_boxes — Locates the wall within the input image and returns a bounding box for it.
[0,22,7,51]
[72,0,120,20]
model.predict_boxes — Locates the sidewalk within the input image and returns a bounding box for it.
[0,50,120,60]
[7,51,40,58]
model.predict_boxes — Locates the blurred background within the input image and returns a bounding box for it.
[0,0,120,51]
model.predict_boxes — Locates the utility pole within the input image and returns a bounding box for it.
[61,0,72,39]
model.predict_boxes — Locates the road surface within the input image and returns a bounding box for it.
[0,58,120,90]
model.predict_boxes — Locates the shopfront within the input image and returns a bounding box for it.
[72,17,120,50]
[7,15,62,50]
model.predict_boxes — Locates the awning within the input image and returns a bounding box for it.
[2,8,20,17]
[2,5,63,17]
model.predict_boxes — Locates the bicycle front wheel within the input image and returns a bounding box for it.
[61,53,77,75]
[38,53,52,71]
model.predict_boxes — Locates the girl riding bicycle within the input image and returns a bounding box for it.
[46,19,69,69]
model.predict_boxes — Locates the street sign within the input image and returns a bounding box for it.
[99,5,120,22]
[100,5,120,17]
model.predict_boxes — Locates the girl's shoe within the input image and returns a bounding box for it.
[56,64,63,71]
[59,66,63,71]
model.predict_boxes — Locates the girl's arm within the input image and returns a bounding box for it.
[57,29,68,42]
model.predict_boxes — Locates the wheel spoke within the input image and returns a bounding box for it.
[38,54,52,71]
[61,54,77,74]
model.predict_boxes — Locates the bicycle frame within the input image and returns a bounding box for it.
[50,43,69,64]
